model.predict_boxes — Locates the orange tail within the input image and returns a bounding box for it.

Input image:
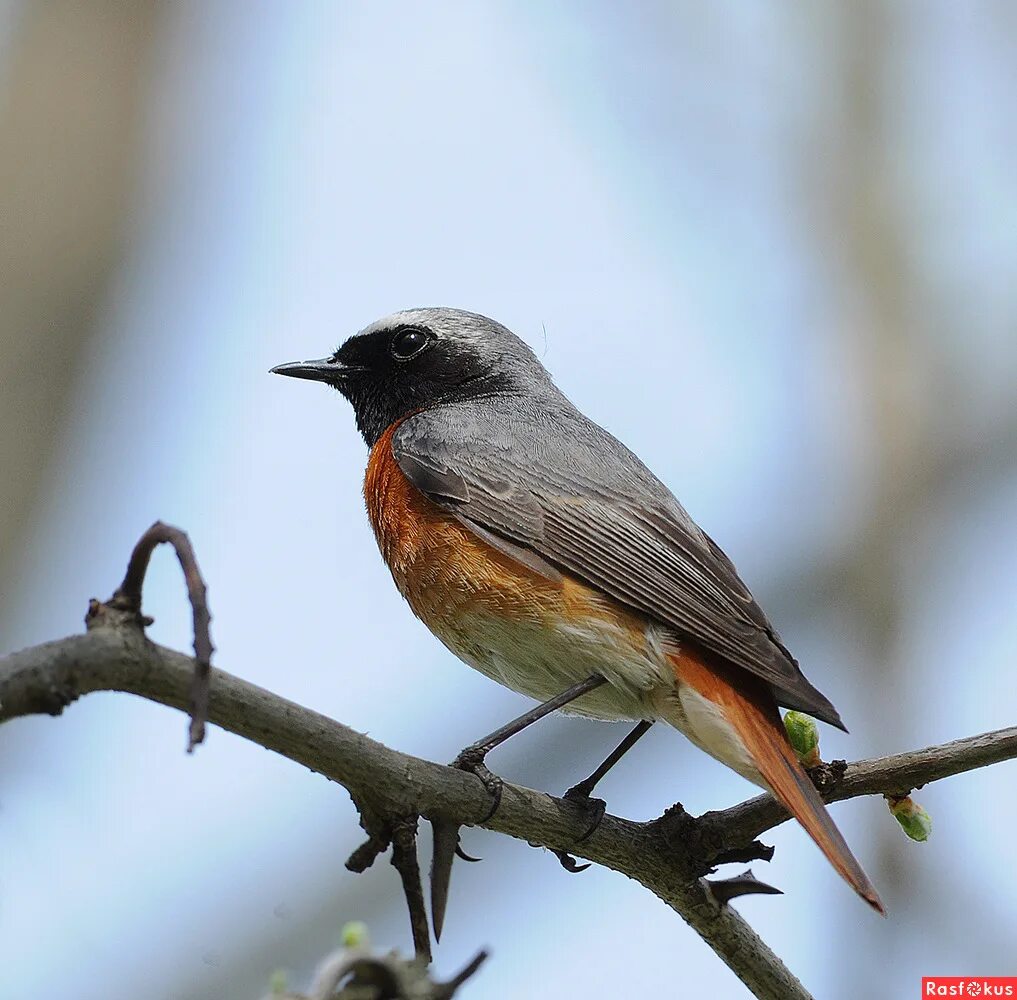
[672,649,884,914]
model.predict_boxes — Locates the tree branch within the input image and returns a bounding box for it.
[697,728,1017,857]
[106,520,214,751]
[4,612,1014,999]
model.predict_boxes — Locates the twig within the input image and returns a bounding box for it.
[390,816,432,963]
[434,950,489,1000]
[345,803,435,961]
[106,521,213,751]
[697,727,1017,860]
[286,937,486,1000]
[346,830,392,875]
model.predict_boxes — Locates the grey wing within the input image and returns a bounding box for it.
[391,416,844,728]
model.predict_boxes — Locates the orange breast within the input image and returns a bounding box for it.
[363,420,563,633]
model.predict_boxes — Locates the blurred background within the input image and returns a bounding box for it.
[1,2,1015,997]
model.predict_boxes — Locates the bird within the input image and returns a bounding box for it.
[272,307,883,926]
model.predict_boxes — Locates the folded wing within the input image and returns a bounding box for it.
[391,410,844,728]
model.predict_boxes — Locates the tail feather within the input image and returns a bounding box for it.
[726,686,885,914]
[670,649,885,914]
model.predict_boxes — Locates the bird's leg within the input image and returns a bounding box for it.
[451,672,607,815]
[565,718,653,801]
[562,719,653,842]
[430,673,607,940]
[544,719,653,873]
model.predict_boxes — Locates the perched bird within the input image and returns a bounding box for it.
[272,307,882,922]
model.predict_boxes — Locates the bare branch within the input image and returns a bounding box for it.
[4,613,1014,998]
[105,521,214,750]
[0,621,812,998]
[390,816,432,963]
[697,727,1017,859]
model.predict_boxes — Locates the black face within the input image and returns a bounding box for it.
[274,323,513,446]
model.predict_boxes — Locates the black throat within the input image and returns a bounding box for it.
[340,370,516,447]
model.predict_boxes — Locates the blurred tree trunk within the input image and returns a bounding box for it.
[803,2,990,995]
[0,1,159,583]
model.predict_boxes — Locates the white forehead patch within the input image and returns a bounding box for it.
[353,307,545,371]
[359,309,429,336]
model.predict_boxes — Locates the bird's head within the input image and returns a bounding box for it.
[271,307,550,445]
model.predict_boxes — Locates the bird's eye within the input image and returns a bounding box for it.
[389,326,431,361]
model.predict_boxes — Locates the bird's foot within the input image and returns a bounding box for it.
[535,783,607,875]
[562,782,608,844]
[450,746,503,824]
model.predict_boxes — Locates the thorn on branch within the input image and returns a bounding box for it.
[433,949,490,999]
[428,816,489,944]
[106,521,214,752]
[706,869,783,905]
[429,818,461,944]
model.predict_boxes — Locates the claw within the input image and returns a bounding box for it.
[451,749,503,823]
[525,839,591,874]
[476,776,502,824]
[551,849,591,873]
[455,844,482,863]
[563,790,607,844]
[522,787,605,874]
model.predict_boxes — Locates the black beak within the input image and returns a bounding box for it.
[270,357,356,383]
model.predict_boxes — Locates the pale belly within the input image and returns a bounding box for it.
[418,597,674,722]
[420,592,762,786]
[395,534,762,781]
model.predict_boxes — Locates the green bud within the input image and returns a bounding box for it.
[887,795,932,842]
[784,711,821,767]
[268,969,288,996]
[341,921,370,949]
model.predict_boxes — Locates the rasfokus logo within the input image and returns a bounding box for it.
[922,980,1017,997]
